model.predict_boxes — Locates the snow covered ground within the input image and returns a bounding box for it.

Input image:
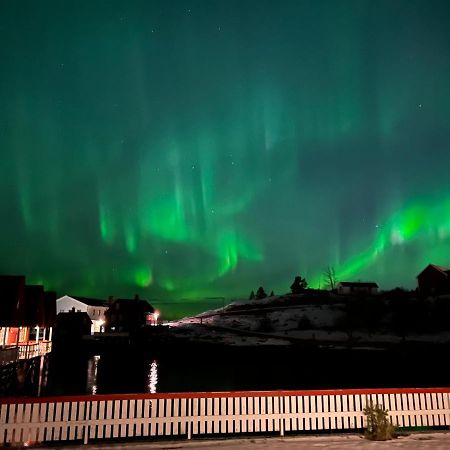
[48,432,450,449]
[169,294,450,347]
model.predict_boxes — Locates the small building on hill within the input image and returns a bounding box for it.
[57,295,110,333]
[105,295,155,332]
[336,281,379,296]
[417,264,450,296]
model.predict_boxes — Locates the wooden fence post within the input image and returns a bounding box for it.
[83,400,89,444]
[187,397,192,440]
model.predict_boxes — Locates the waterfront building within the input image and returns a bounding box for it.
[0,275,55,365]
[54,309,92,343]
[105,295,155,332]
[56,295,109,333]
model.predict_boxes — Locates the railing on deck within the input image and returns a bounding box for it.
[0,348,19,366]
[1,387,450,445]
[17,342,52,360]
[38,341,52,356]
[18,344,38,360]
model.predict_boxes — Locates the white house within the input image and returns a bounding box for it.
[56,295,110,334]
[336,281,379,296]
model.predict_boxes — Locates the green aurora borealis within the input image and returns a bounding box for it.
[1,0,450,312]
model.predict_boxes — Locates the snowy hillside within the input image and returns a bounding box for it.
[168,292,450,348]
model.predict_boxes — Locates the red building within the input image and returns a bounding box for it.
[417,264,450,296]
[0,275,55,364]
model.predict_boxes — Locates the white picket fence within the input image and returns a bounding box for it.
[1,388,450,445]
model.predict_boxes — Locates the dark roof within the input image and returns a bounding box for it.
[338,281,378,288]
[44,291,57,326]
[25,285,45,326]
[0,275,26,326]
[417,264,450,278]
[0,276,58,327]
[69,295,110,307]
[112,298,154,313]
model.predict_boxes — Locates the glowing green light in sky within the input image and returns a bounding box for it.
[133,266,153,288]
[144,197,191,242]
[311,194,450,288]
[124,224,137,253]
[99,203,116,245]
[1,0,450,314]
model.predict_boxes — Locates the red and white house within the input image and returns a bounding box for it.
[0,275,55,365]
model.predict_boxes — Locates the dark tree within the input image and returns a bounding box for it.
[256,286,267,299]
[270,290,274,297]
[290,276,308,294]
[249,290,255,300]
[323,266,337,290]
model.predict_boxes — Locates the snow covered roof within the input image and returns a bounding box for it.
[58,294,109,307]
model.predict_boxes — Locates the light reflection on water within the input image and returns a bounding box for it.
[86,355,100,395]
[147,360,158,393]
[44,346,446,397]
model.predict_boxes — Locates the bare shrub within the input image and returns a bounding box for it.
[364,401,396,441]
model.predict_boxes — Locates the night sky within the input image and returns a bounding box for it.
[1,0,450,309]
